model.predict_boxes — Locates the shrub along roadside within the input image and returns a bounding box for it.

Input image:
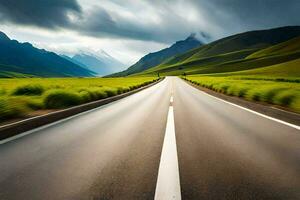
[43,80,158,109]
[182,77,300,112]
[12,84,44,96]
[43,90,82,109]
[0,78,160,121]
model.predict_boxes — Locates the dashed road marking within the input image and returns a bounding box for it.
[154,96,181,200]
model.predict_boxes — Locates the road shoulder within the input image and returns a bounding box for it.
[182,78,300,126]
[0,78,163,141]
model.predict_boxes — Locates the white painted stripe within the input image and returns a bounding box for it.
[154,97,181,200]
[170,96,174,103]
[198,90,300,130]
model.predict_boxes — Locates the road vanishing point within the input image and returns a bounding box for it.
[0,77,299,200]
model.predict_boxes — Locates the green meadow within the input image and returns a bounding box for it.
[183,59,300,112]
[0,77,158,121]
[1,28,300,122]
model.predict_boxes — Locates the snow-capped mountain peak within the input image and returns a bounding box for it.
[69,49,126,76]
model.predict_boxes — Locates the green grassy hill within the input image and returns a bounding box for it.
[108,34,202,77]
[246,36,300,59]
[143,48,259,74]
[135,26,300,76]
[187,51,300,75]
[0,64,35,78]
[223,58,300,78]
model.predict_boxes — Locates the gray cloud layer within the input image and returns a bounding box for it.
[196,0,300,30]
[0,0,81,28]
[0,0,299,43]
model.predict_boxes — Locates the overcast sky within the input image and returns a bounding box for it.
[0,0,299,65]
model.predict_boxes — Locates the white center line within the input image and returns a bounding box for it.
[154,96,181,200]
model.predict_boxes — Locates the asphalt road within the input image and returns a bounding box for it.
[0,77,299,200]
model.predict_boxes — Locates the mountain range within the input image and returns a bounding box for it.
[0,32,95,77]
[124,26,300,76]
[0,31,125,77]
[64,51,125,76]
[109,33,203,77]
[0,26,300,78]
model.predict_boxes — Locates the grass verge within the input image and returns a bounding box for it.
[0,77,159,122]
[183,76,300,113]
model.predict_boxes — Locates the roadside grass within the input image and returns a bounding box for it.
[0,77,159,121]
[0,98,26,120]
[183,75,300,112]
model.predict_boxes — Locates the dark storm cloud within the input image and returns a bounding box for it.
[73,0,300,42]
[193,0,300,32]
[0,0,81,28]
[0,0,299,43]
[75,8,154,41]
[72,6,200,43]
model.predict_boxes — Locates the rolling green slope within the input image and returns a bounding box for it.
[224,58,300,78]
[140,48,300,76]
[186,51,300,75]
[143,48,258,74]
[0,64,35,77]
[136,26,300,76]
[246,36,300,59]
[0,72,34,78]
